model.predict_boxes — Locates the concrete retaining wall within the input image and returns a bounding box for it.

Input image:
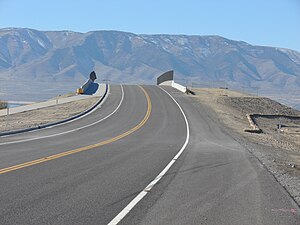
[81,79,93,93]
[172,82,187,93]
[157,70,187,93]
[159,81,187,93]
[244,113,262,133]
[159,80,174,86]
[244,113,300,133]
[0,84,109,137]
[157,70,174,85]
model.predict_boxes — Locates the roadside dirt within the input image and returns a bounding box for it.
[49,92,77,99]
[0,97,99,132]
[190,88,300,205]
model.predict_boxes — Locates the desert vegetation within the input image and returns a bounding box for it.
[0,100,7,109]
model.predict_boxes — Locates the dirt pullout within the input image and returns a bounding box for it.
[190,88,300,205]
[0,96,99,132]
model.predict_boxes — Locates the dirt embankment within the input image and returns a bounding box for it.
[190,88,300,204]
[219,96,300,150]
[190,88,300,150]
[0,97,99,132]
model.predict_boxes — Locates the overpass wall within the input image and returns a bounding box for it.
[159,80,174,86]
[157,71,174,85]
[81,79,93,93]
[157,70,187,93]
[172,82,187,93]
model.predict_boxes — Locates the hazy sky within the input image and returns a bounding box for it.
[0,0,299,51]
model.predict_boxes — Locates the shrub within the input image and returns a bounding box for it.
[0,100,8,109]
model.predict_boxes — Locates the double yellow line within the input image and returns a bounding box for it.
[0,86,152,175]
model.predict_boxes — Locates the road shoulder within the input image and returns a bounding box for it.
[190,88,300,206]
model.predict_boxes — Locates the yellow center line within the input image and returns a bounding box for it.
[0,86,152,175]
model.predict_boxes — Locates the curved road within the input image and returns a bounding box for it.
[0,85,299,224]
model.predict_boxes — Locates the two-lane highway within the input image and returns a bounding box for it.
[0,85,186,224]
[0,85,299,225]
[119,87,300,225]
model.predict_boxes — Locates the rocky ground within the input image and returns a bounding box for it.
[190,88,300,206]
[0,96,99,132]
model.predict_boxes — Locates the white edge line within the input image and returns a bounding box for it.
[107,86,190,225]
[2,83,110,137]
[0,85,124,146]
[46,84,111,128]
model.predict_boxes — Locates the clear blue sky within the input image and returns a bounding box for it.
[0,0,299,51]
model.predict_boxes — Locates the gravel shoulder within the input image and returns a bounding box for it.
[189,88,300,205]
[0,96,99,132]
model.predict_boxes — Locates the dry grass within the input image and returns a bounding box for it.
[0,97,98,132]
[0,100,7,110]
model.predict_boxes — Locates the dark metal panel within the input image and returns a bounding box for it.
[157,70,174,85]
[90,71,97,81]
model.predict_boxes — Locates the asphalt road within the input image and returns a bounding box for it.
[0,85,299,225]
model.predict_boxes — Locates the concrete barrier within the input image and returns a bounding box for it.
[157,71,174,85]
[81,79,93,93]
[244,114,300,133]
[172,82,187,93]
[79,71,98,94]
[159,80,174,86]
[0,83,109,137]
[157,70,187,93]
[244,113,262,133]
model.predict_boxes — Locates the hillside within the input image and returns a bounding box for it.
[0,28,300,102]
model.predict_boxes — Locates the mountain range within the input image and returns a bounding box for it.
[0,28,300,104]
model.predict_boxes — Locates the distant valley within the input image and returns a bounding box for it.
[0,28,299,109]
